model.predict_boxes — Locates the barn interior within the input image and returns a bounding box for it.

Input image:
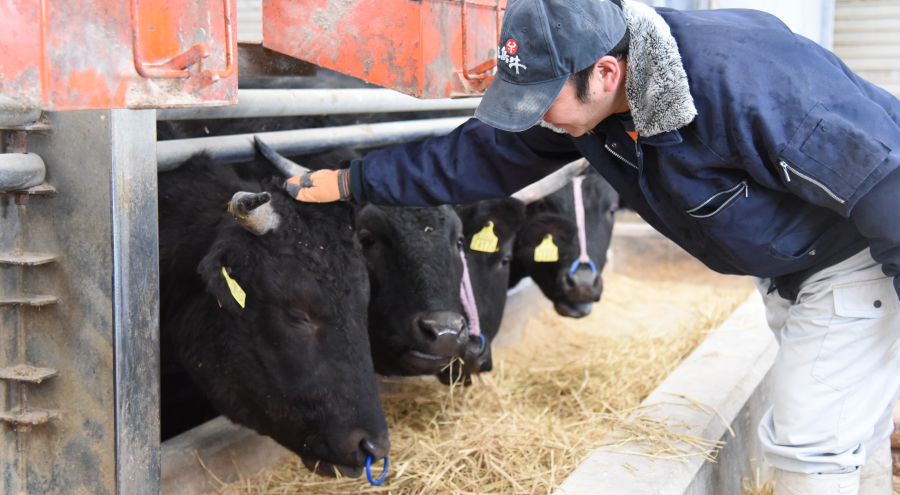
[0,0,898,494]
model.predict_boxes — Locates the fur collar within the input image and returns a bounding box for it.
[537,1,695,137]
[622,0,696,137]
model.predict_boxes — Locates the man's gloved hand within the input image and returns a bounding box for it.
[285,169,351,203]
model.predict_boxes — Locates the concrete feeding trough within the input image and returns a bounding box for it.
[552,291,776,495]
[160,219,777,495]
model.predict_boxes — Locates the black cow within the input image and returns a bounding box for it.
[357,198,525,384]
[452,198,526,380]
[256,144,526,385]
[510,168,619,318]
[158,156,389,477]
[355,205,473,379]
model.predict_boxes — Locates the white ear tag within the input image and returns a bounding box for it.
[221,267,246,308]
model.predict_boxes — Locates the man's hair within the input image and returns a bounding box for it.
[572,0,630,103]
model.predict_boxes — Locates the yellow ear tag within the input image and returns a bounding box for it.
[221,267,246,308]
[470,221,499,253]
[534,234,559,262]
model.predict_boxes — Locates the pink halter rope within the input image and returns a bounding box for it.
[570,175,597,276]
[458,246,481,337]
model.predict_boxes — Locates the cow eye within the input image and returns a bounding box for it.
[501,255,511,266]
[358,230,376,249]
[609,204,619,214]
[457,238,464,247]
[283,308,314,329]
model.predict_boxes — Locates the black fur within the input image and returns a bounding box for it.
[158,156,388,474]
[448,198,526,382]
[511,169,619,318]
[356,205,469,377]
[356,199,525,384]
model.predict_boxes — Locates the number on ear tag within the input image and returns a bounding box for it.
[221,267,246,308]
[470,221,499,253]
[534,234,559,262]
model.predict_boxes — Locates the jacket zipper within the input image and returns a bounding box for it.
[778,159,846,204]
[687,180,749,219]
[605,144,639,171]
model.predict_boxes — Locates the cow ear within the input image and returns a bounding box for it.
[486,198,526,236]
[197,243,250,314]
[457,198,525,240]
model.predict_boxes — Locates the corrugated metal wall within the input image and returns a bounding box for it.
[834,0,900,97]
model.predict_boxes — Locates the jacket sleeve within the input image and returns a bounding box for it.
[850,166,900,299]
[349,118,583,206]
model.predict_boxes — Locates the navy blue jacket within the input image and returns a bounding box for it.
[350,8,900,301]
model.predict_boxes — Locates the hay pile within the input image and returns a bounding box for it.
[212,273,753,495]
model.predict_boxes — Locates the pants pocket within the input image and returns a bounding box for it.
[812,278,900,390]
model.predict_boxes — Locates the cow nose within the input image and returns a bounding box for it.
[346,428,391,465]
[479,353,493,372]
[563,265,603,302]
[415,311,467,340]
[411,311,468,358]
[360,431,391,461]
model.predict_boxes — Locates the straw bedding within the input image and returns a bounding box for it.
[211,273,753,495]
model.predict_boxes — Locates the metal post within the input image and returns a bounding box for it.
[0,110,159,494]
[110,109,160,495]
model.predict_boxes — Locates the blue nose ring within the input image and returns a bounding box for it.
[366,455,388,486]
[477,334,485,352]
[569,258,597,277]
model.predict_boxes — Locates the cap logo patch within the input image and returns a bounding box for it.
[498,44,527,75]
[505,39,518,55]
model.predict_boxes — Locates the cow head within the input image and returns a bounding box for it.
[161,158,388,478]
[355,205,479,377]
[440,198,526,384]
[513,170,619,318]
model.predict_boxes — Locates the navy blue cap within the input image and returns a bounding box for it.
[474,0,627,132]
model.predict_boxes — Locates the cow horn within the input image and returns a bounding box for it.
[510,159,592,204]
[228,191,281,235]
[253,136,311,178]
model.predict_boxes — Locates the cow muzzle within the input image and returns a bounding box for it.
[299,428,390,478]
[558,263,602,308]
[401,311,468,373]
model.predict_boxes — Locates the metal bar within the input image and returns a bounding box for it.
[462,0,471,78]
[158,43,210,71]
[110,109,160,495]
[0,96,41,128]
[218,0,235,78]
[460,0,502,81]
[157,89,481,121]
[157,116,471,171]
[511,159,592,204]
[132,0,232,79]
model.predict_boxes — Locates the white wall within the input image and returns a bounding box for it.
[713,0,835,48]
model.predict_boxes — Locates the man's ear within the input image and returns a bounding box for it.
[197,242,251,315]
[596,55,624,92]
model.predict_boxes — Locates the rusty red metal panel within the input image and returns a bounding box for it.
[262,0,505,99]
[0,0,238,110]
